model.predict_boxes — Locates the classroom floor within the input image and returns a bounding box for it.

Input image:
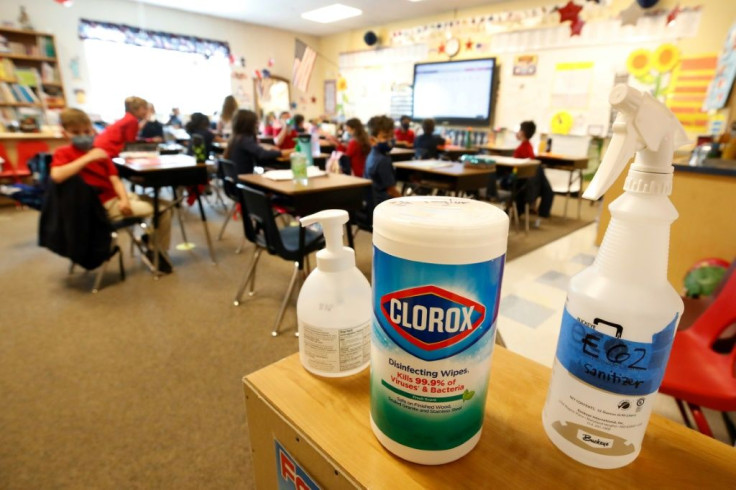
[0,194,730,489]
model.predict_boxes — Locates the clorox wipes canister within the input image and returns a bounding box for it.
[370,196,509,465]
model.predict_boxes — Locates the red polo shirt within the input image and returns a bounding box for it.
[394,128,415,145]
[51,144,119,204]
[338,139,367,177]
[278,129,298,150]
[94,112,140,158]
[513,140,535,159]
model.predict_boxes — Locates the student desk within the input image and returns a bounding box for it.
[258,135,276,146]
[394,160,495,195]
[389,147,415,162]
[238,173,370,249]
[113,154,217,270]
[275,153,330,170]
[243,346,735,489]
[441,144,479,161]
[536,152,589,219]
[478,143,516,157]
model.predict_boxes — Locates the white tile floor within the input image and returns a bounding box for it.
[499,223,734,445]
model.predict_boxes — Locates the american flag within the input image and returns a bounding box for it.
[292,39,316,92]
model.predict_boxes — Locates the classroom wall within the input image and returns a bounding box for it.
[0,0,326,120]
[318,0,735,127]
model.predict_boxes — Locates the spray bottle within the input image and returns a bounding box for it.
[542,84,689,469]
[297,210,371,377]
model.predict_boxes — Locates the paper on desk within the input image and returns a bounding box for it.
[262,167,327,181]
[416,161,453,169]
[119,151,160,159]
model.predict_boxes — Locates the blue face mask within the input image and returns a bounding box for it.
[71,135,95,151]
[376,141,393,154]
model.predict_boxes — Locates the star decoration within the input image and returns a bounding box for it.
[620,1,644,26]
[666,4,681,25]
[438,44,445,54]
[558,1,583,23]
[570,17,585,36]
[465,40,473,50]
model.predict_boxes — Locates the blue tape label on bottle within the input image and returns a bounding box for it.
[555,308,678,396]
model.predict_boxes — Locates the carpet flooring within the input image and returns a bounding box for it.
[0,194,596,489]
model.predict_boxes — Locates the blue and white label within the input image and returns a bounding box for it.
[554,308,678,396]
[370,246,505,452]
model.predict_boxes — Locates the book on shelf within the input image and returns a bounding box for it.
[0,58,17,81]
[17,107,42,132]
[0,82,15,102]
[0,35,9,53]
[8,41,28,55]
[40,62,58,83]
[15,67,38,87]
[38,36,55,58]
[41,84,64,107]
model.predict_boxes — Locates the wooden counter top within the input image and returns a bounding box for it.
[243,347,735,489]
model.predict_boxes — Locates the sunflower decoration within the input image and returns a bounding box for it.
[626,44,681,99]
[337,77,348,91]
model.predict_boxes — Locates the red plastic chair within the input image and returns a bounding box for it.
[660,267,736,443]
[16,141,49,179]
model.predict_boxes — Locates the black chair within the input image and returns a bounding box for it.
[216,158,241,242]
[234,184,325,336]
[39,176,153,293]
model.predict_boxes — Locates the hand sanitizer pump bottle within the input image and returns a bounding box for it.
[542,85,690,469]
[297,210,371,377]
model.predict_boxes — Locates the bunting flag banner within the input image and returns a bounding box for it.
[292,39,317,92]
[666,55,718,133]
[78,19,230,58]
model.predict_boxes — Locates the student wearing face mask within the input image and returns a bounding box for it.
[333,118,370,177]
[365,115,401,208]
[50,108,174,273]
[394,115,415,148]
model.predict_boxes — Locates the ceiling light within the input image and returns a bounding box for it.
[301,3,362,24]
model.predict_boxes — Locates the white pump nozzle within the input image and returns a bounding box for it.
[583,84,690,201]
[300,209,354,272]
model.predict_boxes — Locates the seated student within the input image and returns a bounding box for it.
[216,95,238,139]
[224,109,292,175]
[94,96,148,158]
[139,103,164,141]
[335,118,370,177]
[274,113,305,150]
[394,115,415,147]
[166,107,182,128]
[50,108,173,273]
[413,118,446,159]
[365,115,401,209]
[186,112,222,158]
[513,120,553,222]
[261,112,277,136]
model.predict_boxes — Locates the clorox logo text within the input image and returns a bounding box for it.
[380,285,488,361]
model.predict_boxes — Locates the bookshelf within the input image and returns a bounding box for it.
[0,27,66,130]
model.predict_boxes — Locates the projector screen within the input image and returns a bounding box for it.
[412,58,497,126]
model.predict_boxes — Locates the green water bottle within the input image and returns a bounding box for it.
[291,143,308,186]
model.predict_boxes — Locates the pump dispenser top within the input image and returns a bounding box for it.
[584,84,690,201]
[300,210,354,272]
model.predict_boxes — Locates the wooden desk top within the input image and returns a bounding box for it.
[389,147,415,155]
[239,172,370,196]
[537,152,588,168]
[113,154,211,173]
[489,156,541,167]
[244,347,735,488]
[395,160,495,177]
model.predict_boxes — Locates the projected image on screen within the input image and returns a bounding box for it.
[412,58,496,126]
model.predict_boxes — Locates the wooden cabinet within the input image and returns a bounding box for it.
[0,27,66,130]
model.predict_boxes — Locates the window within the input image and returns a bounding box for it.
[83,40,231,123]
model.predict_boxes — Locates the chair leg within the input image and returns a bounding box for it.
[217,202,237,241]
[235,237,246,255]
[674,398,693,429]
[272,262,300,337]
[176,206,189,244]
[118,246,125,281]
[688,402,714,438]
[524,202,530,234]
[722,412,736,445]
[233,248,262,306]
